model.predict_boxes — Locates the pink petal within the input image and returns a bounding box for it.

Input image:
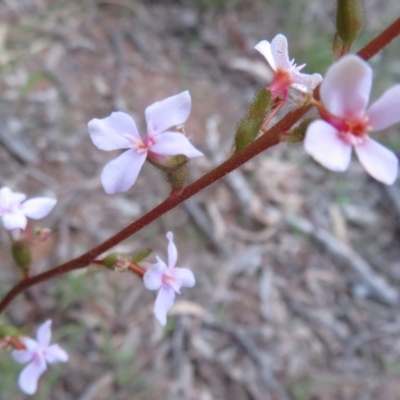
[166,232,177,268]
[151,132,203,158]
[254,40,276,71]
[304,120,352,171]
[292,72,323,92]
[2,211,27,230]
[36,320,52,347]
[88,112,140,151]
[154,286,176,326]
[45,344,68,364]
[101,149,147,194]
[174,268,195,288]
[0,187,26,210]
[18,357,47,395]
[354,137,398,185]
[270,34,292,71]
[367,85,400,131]
[12,349,34,364]
[21,337,40,352]
[143,258,167,291]
[320,55,372,119]
[21,198,56,220]
[145,91,191,135]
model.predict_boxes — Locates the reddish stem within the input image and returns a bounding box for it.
[1,17,400,315]
[357,17,400,60]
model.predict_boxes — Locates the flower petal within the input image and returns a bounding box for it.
[151,132,203,158]
[88,112,140,151]
[12,349,34,364]
[0,187,26,212]
[354,137,398,185]
[367,85,400,131]
[292,72,323,92]
[254,40,276,71]
[21,198,56,220]
[21,337,40,352]
[145,91,191,135]
[143,259,167,291]
[46,344,69,364]
[304,120,352,172]
[320,55,372,119]
[154,286,175,326]
[101,149,147,194]
[18,358,47,395]
[166,232,177,268]
[36,320,52,347]
[270,34,292,71]
[174,268,195,288]
[2,211,27,230]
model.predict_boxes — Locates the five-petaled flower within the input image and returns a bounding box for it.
[88,91,203,194]
[11,320,68,395]
[255,33,322,99]
[304,55,400,185]
[0,187,56,231]
[143,232,195,326]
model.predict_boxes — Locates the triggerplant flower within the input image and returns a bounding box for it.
[88,91,203,194]
[304,55,400,185]
[255,33,322,98]
[143,232,195,326]
[0,187,56,231]
[11,320,68,395]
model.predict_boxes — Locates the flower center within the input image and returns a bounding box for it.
[270,69,292,98]
[132,134,157,154]
[323,112,372,146]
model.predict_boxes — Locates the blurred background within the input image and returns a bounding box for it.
[1,0,400,399]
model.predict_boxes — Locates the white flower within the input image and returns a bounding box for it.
[255,33,322,98]
[143,232,195,326]
[11,320,68,395]
[0,187,56,231]
[88,91,203,194]
[304,55,400,185]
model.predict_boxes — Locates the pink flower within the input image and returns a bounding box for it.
[304,55,400,185]
[143,232,195,326]
[11,320,68,395]
[0,187,56,231]
[88,91,203,194]
[255,33,322,98]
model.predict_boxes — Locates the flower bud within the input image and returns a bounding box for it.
[130,247,152,263]
[335,0,364,51]
[233,88,272,153]
[101,253,119,269]
[11,240,32,276]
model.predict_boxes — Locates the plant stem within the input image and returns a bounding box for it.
[1,16,400,314]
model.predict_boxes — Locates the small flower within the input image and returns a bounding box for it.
[143,232,195,326]
[304,55,400,185]
[255,33,322,98]
[0,187,56,231]
[88,91,203,194]
[11,320,68,395]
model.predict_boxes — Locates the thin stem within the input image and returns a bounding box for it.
[357,17,400,60]
[1,16,400,314]
[0,105,308,314]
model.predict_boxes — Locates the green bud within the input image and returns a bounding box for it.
[233,88,272,153]
[147,154,189,189]
[11,240,31,275]
[131,247,152,263]
[165,163,189,189]
[281,116,317,144]
[101,253,119,269]
[336,0,363,49]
